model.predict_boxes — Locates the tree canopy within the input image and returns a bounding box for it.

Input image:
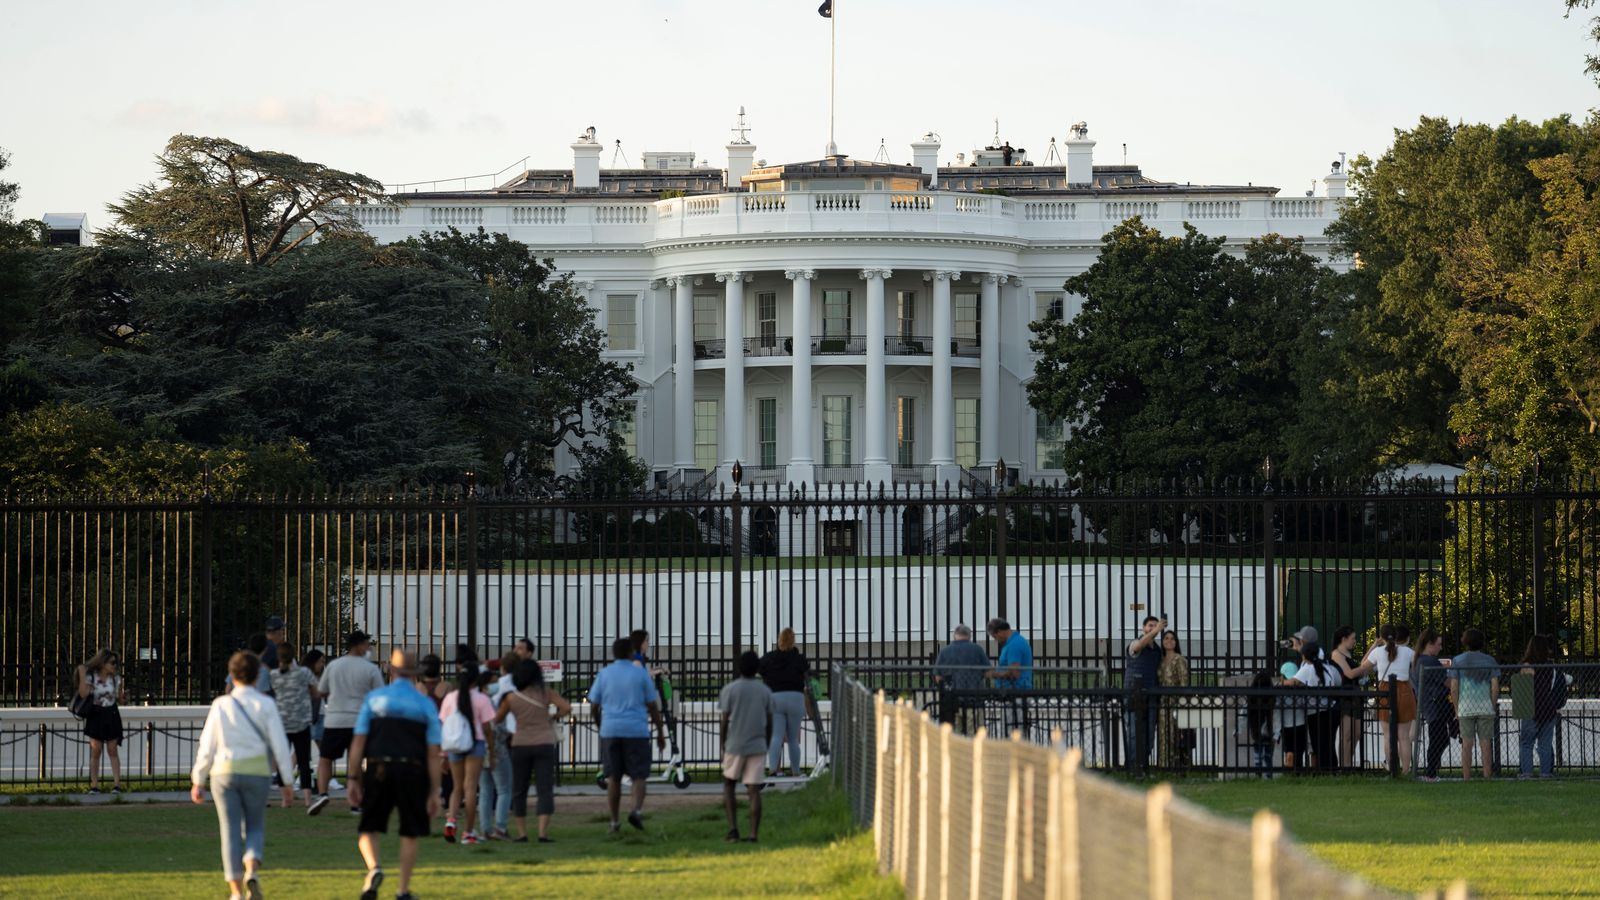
[1027,220,1360,481]
[105,134,386,266]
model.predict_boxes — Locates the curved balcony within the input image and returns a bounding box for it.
[693,335,983,361]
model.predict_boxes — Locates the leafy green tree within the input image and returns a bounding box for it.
[105,134,386,265]
[1568,0,1600,83]
[397,228,638,486]
[1027,220,1354,482]
[1326,115,1587,466]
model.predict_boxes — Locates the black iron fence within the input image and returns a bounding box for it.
[839,661,1600,778]
[4,475,1599,708]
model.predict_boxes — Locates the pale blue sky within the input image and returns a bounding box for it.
[3,0,1596,219]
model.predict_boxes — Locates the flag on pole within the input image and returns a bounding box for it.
[817,0,832,17]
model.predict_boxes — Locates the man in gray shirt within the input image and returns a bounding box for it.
[309,630,385,815]
[933,624,990,733]
[719,650,773,843]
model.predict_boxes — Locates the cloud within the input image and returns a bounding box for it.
[112,96,434,137]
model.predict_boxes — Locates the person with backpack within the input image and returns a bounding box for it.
[191,651,296,900]
[1517,635,1564,778]
[439,658,496,844]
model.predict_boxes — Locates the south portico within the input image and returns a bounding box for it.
[656,260,1021,491]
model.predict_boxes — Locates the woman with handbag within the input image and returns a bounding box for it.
[494,659,572,843]
[77,649,127,794]
[191,651,296,900]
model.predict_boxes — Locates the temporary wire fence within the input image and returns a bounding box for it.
[832,665,1468,900]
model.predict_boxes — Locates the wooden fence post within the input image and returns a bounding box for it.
[1252,810,1282,900]
[1003,732,1022,899]
[895,701,912,883]
[873,690,889,871]
[916,715,932,899]
[939,723,953,900]
[1146,783,1173,900]
[1061,747,1083,900]
[969,727,987,900]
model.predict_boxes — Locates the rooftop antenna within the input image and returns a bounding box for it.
[731,106,752,144]
[1122,142,1127,165]
[873,137,890,162]
[993,118,1001,146]
[1043,136,1061,165]
[610,139,631,168]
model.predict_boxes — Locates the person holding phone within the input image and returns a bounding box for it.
[1124,615,1166,765]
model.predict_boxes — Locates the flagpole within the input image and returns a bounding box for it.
[828,0,837,156]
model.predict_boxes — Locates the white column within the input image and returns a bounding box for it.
[862,268,892,483]
[786,268,816,486]
[979,273,1002,468]
[671,276,695,470]
[719,271,747,479]
[928,270,960,479]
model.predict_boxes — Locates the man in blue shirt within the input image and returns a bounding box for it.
[985,619,1034,738]
[347,649,441,900]
[589,637,666,832]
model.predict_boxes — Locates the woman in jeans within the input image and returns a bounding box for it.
[272,643,318,807]
[495,659,571,842]
[191,651,295,900]
[758,627,809,776]
[77,649,127,794]
[1518,635,1561,778]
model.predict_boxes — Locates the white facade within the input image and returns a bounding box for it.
[352,127,1350,489]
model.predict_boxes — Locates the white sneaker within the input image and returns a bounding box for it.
[329,777,344,791]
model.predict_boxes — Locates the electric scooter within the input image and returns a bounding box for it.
[594,671,692,790]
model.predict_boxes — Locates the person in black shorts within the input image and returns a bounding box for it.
[311,631,385,815]
[348,649,442,900]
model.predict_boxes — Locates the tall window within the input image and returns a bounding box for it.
[757,291,778,349]
[955,292,979,344]
[823,290,852,337]
[1035,415,1068,471]
[693,294,719,343]
[822,395,852,466]
[606,294,637,351]
[616,400,640,459]
[1034,291,1066,325]
[896,397,916,466]
[694,400,719,472]
[897,291,917,341]
[955,398,980,467]
[758,398,778,468]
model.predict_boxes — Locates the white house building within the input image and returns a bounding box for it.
[348,120,1351,504]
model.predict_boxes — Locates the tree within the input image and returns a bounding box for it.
[1568,0,1600,83]
[105,134,386,265]
[1326,115,1586,466]
[399,228,638,487]
[1027,220,1354,483]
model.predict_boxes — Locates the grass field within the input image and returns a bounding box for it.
[0,782,896,899]
[1176,777,1600,899]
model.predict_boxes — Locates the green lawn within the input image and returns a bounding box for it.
[0,782,897,899]
[1175,777,1600,899]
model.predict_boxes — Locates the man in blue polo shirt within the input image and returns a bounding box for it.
[347,649,440,900]
[589,637,667,833]
[985,618,1034,738]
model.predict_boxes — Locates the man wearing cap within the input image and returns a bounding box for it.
[310,630,385,816]
[1288,626,1323,660]
[932,625,989,734]
[261,615,287,674]
[349,648,441,900]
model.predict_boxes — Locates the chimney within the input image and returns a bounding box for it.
[1065,121,1094,187]
[911,132,941,187]
[571,126,601,191]
[725,106,756,189]
[1323,152,1348,199]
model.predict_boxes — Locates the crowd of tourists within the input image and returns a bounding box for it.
[67,616,822,899]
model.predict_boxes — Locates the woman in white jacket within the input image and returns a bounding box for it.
[192,651,295,900]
